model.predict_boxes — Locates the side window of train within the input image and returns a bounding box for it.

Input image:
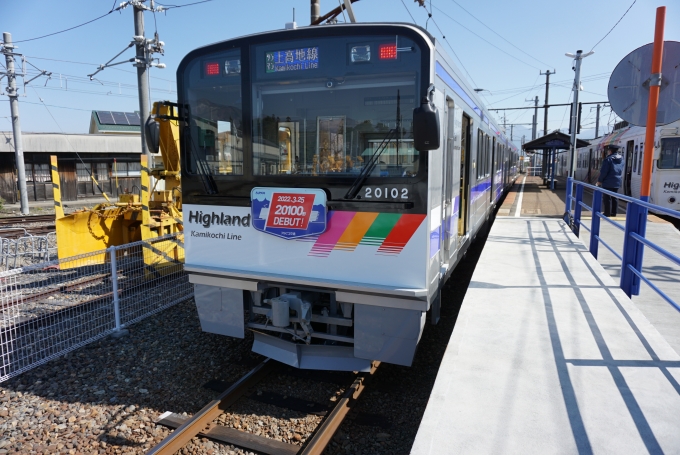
[638,143,643,174]
[476,129,483,179]
[633,145,638,173]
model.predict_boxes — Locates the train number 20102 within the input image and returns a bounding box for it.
[364,187,409,199]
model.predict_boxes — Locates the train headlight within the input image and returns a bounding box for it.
[225,59,241,75]
[350,45,371,63]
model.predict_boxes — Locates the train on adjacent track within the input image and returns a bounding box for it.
[567,120,680,210]
[175,22,519,371]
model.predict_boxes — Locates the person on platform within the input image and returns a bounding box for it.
[595,144,624,217]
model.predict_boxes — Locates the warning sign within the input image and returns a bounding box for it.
[265,193,316,230]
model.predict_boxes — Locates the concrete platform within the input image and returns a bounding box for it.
[411,218,680,454]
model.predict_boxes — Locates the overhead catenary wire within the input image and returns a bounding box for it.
[590,0,637,52]
[161,0,213,9]
[423,11,480,89]
[399,0,418,24]
[11,0,212,44]
[445,0,556,69]
[30,87,110,199]
[431,5,542,71]
[26,56,177,83]
[13,4,120,44]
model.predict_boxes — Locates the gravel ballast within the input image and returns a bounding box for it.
[0,225,487,455]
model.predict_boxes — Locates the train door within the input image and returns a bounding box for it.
[624,140,634,195]
[490,138,496,204]
[586,149,593,183]
[458,114,472,246]
[441,98,455,260]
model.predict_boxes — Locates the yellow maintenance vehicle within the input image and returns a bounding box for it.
[53,101,184,268]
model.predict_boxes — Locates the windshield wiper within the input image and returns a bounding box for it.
[345,128,397,199]
[184,125,218,195]
[345,90,401,200]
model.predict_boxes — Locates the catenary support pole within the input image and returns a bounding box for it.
[533,96,538,139]
[133,5,150,158]
[540,70,554,136]
[595,103,601,138]
[2,33,29,214]
[567,49,593,178]
[311,0,320,24]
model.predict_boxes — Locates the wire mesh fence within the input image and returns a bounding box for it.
[0,230,56,269]
[0,233,190,383]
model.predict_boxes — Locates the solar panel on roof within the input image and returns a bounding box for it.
[125,112,141,126]
[96,111,115,125]
[111,112,129,125]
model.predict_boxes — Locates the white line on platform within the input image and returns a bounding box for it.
[514,175,527,217]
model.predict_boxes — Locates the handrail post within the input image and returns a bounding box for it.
[590,188,602,259]
[109,245,129,337]
[620,201,647,297]
[574,183,583,238]
[631,206,648,296]
[565,177,573,215]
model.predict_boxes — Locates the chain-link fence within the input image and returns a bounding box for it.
[0,233,190,383]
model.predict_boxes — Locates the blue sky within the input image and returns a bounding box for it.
[1,0,677,149]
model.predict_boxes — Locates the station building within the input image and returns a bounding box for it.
[0,111,149,203]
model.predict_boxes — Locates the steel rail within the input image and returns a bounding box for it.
[299,361,380,455]
[0,215,55,225]
[147,358,276,455]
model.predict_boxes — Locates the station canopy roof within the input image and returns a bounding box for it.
[522,131,589,153]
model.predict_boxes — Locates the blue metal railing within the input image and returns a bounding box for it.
[565,177,680,312]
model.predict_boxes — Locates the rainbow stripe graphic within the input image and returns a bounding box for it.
[307,211,425,257]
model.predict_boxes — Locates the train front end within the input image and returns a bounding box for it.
[178,24,440,371]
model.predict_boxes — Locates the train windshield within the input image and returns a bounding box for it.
[252,35,421,177]
[181,33,423,179]
[658,138,680,169]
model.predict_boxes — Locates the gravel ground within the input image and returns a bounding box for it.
[0,221,489,455]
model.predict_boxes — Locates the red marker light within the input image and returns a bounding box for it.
[205,62,220,76]
[379,44,397,60]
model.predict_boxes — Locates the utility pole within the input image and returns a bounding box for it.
[595,103,601,138]
[2,33,29,214]
[566,50,593,178]
[540,70,554,136]
[510,124,514,141]
[133,3,150,158]
[311,0,320,24]
[533,96,538,139]
[88,1,165,161]
[525,95,539,139]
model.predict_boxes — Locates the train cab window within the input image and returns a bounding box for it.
[251,35,421,177]
[183,49,244,176]
[658,138,680,169]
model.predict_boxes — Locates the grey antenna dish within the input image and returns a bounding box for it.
[608,41,680,126]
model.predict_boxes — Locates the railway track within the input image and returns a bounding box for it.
[0,215,56,239]
[149,359,379,455]
[0,215,55,226]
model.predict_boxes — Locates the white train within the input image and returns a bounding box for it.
[571,120,680,209]
[176,22,519,371]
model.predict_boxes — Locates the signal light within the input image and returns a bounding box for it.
[205,62,220,76]
[379,44,397,60]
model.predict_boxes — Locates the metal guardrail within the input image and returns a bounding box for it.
[565,177,680,312]
[0,233,191,383]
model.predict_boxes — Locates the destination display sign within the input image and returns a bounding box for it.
[251,187,327,240]
[265,47,319,73]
